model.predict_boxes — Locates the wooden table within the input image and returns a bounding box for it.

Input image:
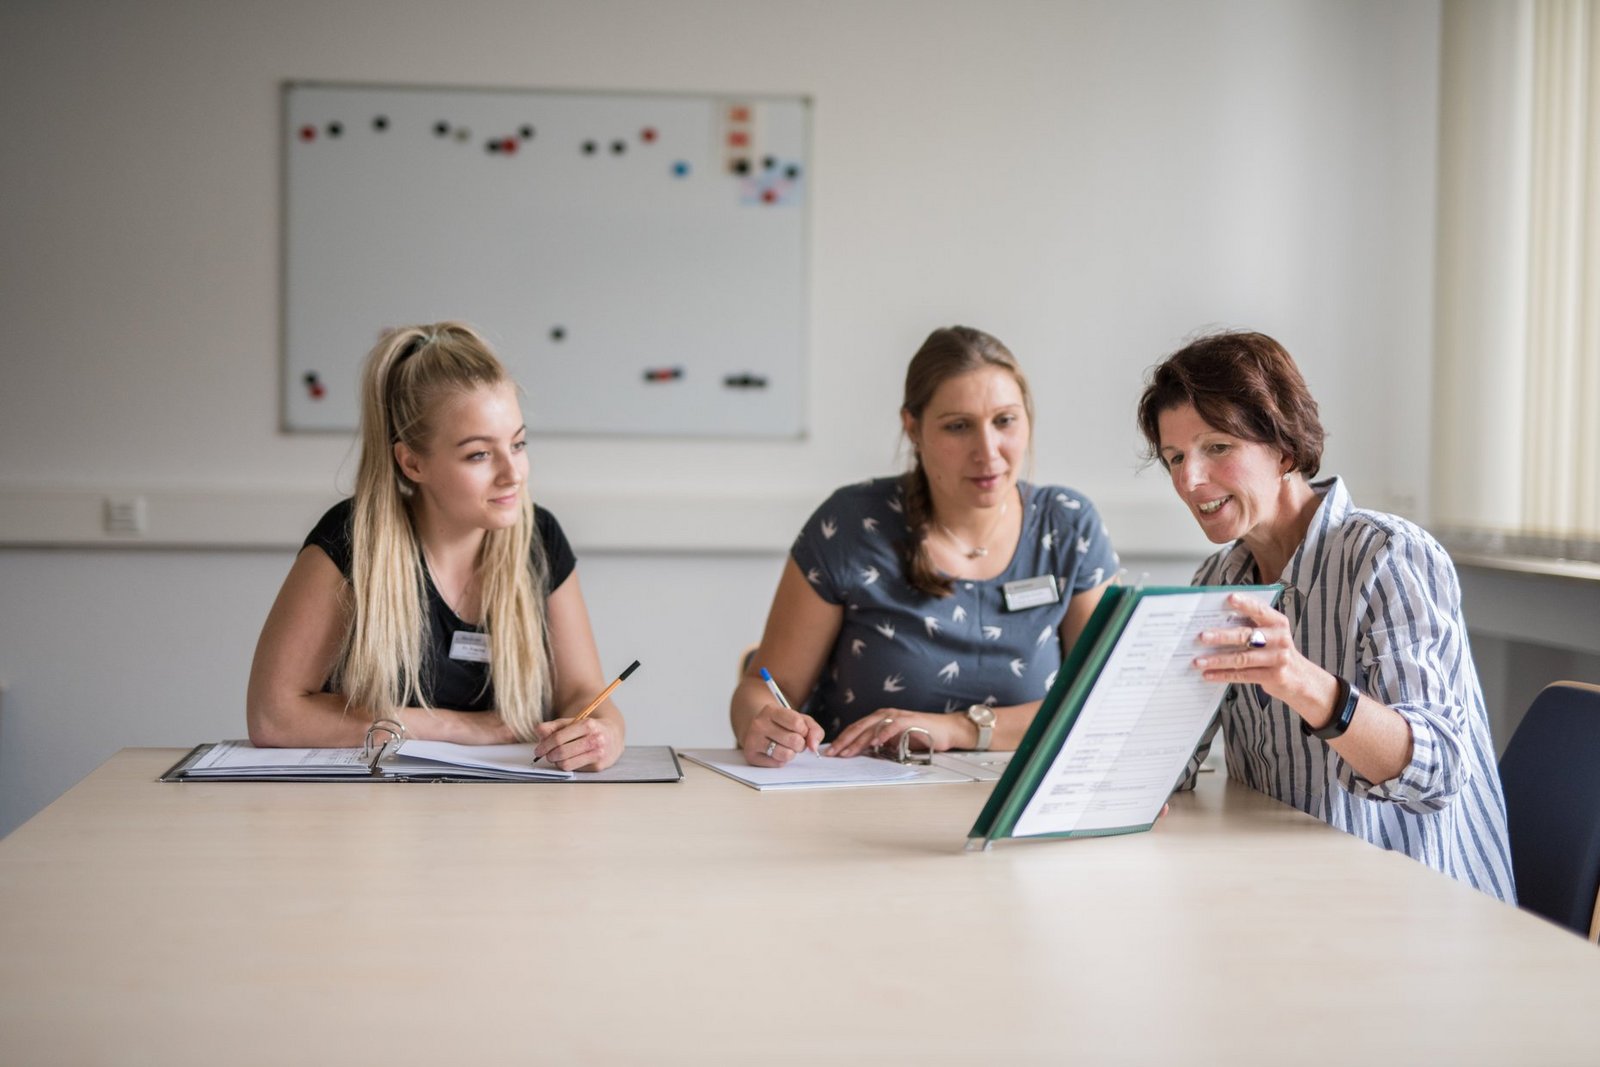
[2,749,1598,1065]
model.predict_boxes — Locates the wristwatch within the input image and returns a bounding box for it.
[966,704,996,751]
[1304,677,1359,741]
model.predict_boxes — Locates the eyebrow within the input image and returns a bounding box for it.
[453,425,527,448]
[933,404,1023,419]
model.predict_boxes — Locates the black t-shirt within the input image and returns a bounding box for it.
[303,498,577,712]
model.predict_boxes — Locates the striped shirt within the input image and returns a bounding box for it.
[1179,477,1515,902]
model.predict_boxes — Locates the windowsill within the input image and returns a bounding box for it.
[1449,551,1600,583]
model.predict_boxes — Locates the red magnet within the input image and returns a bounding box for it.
[641,127,657,143]
[761,188,778,204]
[727,130,749,147]
[643,366,685,382]
[299,125,316,142]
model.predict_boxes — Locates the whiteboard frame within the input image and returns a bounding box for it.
[279,80,811,440]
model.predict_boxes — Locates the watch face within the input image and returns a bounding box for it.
[970,705,996,727]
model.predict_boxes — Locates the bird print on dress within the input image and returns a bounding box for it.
[887,496,903,513]
[1041,529,1056,550]
[863,517,879,534]
[1045,669,1058,690]
[883,674,905,693]
[850,638,866,657]
[924,616,940,637]
[821,517,837,540]
[861,565,879,585]
[806,567,822,584]
[844,688,855,704]
[938,661,959,683]
[983,625,1002,640]
[1076,536,1091,554]
[952,605,967,623]
[1008,658,1025,678]
[1056,493,1082,510]
[1088,566,1105,586]
[875,621,895,640]
[1036,626,1052,648]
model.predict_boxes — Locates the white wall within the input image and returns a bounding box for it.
[0,0,1444,835]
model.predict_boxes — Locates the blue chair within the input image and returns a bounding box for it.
[1497,681,1600,941]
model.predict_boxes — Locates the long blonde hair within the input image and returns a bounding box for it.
[335,322,553,739]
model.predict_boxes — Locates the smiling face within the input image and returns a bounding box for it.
[394,381,528,535]
[903,365,1030,514]
[1156,401,1292,545]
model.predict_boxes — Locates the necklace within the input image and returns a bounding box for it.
[936,501,1010,559]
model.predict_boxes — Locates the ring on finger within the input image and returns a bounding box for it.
[763,739,777,758]
[1248,628,1268,649]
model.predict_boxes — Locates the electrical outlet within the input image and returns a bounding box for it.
[104,495,148,535]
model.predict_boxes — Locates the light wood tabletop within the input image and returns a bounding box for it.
[2,748,1598,1065]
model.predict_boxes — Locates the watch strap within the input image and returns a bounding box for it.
[1306,677,1359,741]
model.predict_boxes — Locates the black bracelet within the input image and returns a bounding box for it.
[1305,677,1359,741]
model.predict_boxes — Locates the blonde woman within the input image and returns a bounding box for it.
[247,322,623,770]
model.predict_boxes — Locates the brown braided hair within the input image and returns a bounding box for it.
[899,326,1034,598]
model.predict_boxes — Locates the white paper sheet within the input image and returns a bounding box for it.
[1011,591,1242,837]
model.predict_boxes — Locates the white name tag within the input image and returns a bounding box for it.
[448,630,490,663]
[1002,575,1060,611]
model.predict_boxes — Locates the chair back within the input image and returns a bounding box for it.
[1498,681,1600,941]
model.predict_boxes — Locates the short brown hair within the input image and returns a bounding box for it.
[1136,331,1324,476]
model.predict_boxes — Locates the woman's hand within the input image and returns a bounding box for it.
[741,703,824,766]
[533,714,622,771]
[828,708,972,759]
[1192,593,1339,720]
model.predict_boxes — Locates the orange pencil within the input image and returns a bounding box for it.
[533,659,639,763]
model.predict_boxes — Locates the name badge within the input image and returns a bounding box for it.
[449,630,490,663]
[1002,575,1060,612]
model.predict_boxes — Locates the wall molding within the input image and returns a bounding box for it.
[0,485,1213,558]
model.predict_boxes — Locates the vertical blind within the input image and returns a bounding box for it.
[1436,0,1600,562]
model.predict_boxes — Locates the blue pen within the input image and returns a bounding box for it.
[759,667,791,709]
[759,667,818,754]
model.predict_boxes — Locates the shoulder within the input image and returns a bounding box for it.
[816,476,905,516]
[1027,483,1101,521]
[1314,477,1446,566]
[1193,542,1250,585]
[533,504,577,591]
[303,498,355,574]
[801,477,907,539]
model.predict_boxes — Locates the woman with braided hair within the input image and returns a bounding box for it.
[731,326,1117,766]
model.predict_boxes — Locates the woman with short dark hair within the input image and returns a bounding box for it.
[1138,330,1513,900]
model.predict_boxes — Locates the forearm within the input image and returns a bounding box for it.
[1289,672,1414,786]
[248,690,509,747]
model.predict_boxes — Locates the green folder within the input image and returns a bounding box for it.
[967,583,1281,848]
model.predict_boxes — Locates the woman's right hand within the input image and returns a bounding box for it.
[741,703,824,767]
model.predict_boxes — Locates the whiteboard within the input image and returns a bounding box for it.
[283,82,809,437]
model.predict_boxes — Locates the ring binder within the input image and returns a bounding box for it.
[362,718,406,775]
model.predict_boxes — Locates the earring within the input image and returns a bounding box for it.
[1282,470,1292,482]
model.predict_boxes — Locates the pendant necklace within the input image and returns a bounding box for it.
[937,500,1010,559]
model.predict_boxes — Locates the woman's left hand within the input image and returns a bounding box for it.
[827,708,968,759]
[1193,593,1333,713]
[533,714,623,771]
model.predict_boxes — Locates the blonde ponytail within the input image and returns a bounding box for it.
[334,322,552,738]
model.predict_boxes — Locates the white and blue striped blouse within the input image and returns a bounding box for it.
[1178,477,1515,902]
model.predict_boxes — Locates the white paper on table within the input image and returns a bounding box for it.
[677,748,965,790]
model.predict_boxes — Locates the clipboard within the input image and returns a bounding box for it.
[966,583,1282,848]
